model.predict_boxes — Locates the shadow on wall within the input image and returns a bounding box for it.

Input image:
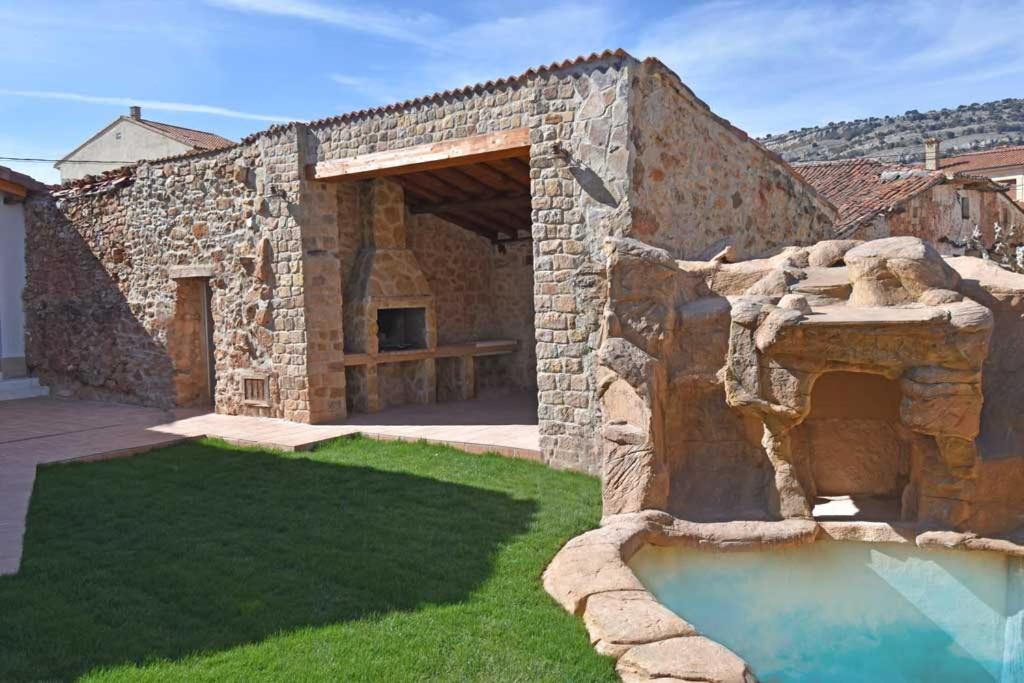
[0,442,536,680]
[23,200,176,406]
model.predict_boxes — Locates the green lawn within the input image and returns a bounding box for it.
[0,437,616,682]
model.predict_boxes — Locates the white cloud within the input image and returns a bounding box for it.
[328,73,404,107]
[0,90,296,123]
[206,0,442,45]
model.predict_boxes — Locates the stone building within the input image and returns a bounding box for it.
[937,142,1024,204]
[796,157,1024,250]
[24,50,836,474]
[55,106,233,182]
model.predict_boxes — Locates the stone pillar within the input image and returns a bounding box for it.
[297,124,347,423]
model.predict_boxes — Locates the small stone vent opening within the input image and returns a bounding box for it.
[376,307,426,352]
[242,375,269,407]
[793,372,912,521]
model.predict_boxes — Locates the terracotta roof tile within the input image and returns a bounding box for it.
[136,119,234,151]
[939,145,1024,173]
[796,159,943,234]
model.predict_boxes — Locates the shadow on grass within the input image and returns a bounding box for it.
[0,441,536,681]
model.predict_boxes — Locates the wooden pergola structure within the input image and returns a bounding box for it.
[307,129,531,242]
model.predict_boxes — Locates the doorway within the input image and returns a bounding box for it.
[169,278,216,407]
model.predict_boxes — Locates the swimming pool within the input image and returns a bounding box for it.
[630,540,1024,682]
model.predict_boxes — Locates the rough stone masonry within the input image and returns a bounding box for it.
[23,50,835,475]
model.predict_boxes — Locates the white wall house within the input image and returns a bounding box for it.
[936,143,1024,205]
[55,107,233,182]
[0,167,48,399]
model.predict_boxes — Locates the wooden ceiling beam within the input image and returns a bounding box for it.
[393,175,444,203]
[481,159,528,187]
[454,207,522,238]
[489,157,531,184]
[434,212,503,241]
[401,171,472,201]
[429,166,496,196]
[0,178,28,200]
[409,193,530,216]
[454,162,524,194]
[310,128,530,182]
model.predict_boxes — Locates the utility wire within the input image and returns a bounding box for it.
[0,156,134,164]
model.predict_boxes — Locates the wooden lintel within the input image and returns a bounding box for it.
[310,128,530,182]
[343,340,518,366]
[0,178,28,200]
[409,193,529,215]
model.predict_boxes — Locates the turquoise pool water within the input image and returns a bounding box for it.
[630,541,1024,682]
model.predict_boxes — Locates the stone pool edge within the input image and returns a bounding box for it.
[542,510,1024,683]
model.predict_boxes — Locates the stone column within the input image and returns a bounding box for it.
[297,124,347,423]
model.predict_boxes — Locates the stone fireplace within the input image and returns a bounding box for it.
[343,179,438,413]
[376,307,427,351]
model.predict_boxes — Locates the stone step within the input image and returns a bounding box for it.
[0,377,49,402]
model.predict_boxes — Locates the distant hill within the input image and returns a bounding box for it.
[760,98,1024,164]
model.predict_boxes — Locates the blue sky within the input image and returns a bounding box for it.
[2,0,1021,184]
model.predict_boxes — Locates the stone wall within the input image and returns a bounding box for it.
[406,213,494,346]
[626,60,836,261]
[25,127,314,421]
[488,240,536,391]
[407,214,537,394]
[303,52,639,472]
[23,52,841,475]
[854,184,1024,254]
[884,185,992,250]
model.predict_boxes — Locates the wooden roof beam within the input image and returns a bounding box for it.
[0,178,28,200]
[309,128,530,182]
[409,193,530,216]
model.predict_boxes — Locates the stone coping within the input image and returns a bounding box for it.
[543,510,1024,682]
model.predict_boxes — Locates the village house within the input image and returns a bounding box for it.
[0,166,48,400]
[54,107,233,183]
[937,143,1024,204]
[796,147,1024,251]
[24,50,837,474]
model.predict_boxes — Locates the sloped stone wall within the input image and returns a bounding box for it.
[627,59,836,261]
[24,127,314,421]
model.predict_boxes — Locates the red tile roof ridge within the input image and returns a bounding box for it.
[136,119,234,151]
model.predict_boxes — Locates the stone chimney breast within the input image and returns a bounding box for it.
[129,106,142,120]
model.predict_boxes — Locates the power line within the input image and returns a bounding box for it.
[0,156,134,164]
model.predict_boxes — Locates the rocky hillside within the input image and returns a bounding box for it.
[761,98,1024,164]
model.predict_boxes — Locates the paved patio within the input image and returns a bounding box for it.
[0,393,538,575]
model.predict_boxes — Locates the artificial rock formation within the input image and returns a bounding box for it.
[597,235,1024,535]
